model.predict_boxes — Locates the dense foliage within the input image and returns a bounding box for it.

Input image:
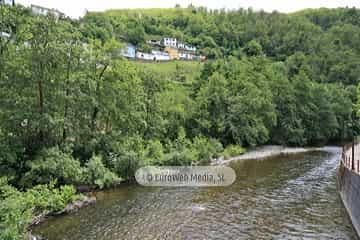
[1,3,360,187]
[0,178,79,240]
[1,4,360,238]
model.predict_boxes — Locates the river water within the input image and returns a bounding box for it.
[33,147,358,239]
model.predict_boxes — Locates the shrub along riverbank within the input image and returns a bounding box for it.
[0,179,80,240]
[0,142,246,239]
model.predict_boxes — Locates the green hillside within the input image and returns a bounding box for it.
[134,61,204,82]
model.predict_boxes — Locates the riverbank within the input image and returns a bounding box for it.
[28,195,96,240]
[34,195,97,224]
[212,145,322,165]
[32,147,357,239]
[29,145,327,240]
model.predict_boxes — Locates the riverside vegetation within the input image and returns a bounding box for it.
[1,4,360,239]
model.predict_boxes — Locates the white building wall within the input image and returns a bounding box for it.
[152,50,170,61]
[164,38,177,47]
[0,32,10,38]
[155,54,170,61]
[136,51,171,61]
[3,0,13,6]
[177,43,185,49]
[32,6,48,15]
[136,52,155,61]
[31,5,64,18]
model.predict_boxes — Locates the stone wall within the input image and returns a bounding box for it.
[338,162,360,237]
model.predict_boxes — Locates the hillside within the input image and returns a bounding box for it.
[134,60,203,82]
[82,6,360,84]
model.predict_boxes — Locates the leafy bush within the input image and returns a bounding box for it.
[163,148,197,166]
[58,185,80,206]
[162,135,224,166]
[0,178,79,240]
[222,145,246,160]
[144,139,164,165]
[27,182,79,212]
[111,150,142,180]
[84,155,120,189]
[191,137,223,165]
[109,136,146,179]
[21,147,83,187]
[0,178,33,240]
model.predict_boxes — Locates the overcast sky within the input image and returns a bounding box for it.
[15,0,360,19]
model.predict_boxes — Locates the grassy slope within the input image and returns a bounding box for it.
[133,60,204,83]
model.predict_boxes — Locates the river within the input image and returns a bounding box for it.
[33,147,358,239]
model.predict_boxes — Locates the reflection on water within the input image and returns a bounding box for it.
[33,147,358,239]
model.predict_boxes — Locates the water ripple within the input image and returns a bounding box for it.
[34,147,357,240]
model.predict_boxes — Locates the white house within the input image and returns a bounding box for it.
[146,39,161,46]
[177,42,186,49]
[185,45,196,52]
[0,32,10,38]
[136,50,170,61]
[120,43,136,59]
[179,52,188,60]
[163,38,177,48]
[31,4,65,18]
[177,42,196,52]
[152,50,170,61]
[1,0,14,6]
[136,52,155,61]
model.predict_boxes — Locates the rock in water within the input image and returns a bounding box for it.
[62,196,97,213]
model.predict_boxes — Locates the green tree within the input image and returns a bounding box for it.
[244,40,263,57]
[195,72,229,139]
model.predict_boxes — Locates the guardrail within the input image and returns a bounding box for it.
[342,142,360,174]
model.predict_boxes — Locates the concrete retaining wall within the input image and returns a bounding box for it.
[338,162,360,237]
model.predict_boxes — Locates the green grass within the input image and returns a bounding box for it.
[133,60,204,83]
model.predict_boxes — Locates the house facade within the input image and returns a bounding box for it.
[165,47,180,60]
[0,0,14,6]
[120,43,136,59]
[146,39,161,46]
[152,50,170,61]
[136,50,170,61]
[179,52,194,61]
[164,38,177,48]
[177,43,186,49]
[136,52,156,61]
[177,42,196,52]
[31,4,65,18]
[0,32,10,38]
[185,45,196,52]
